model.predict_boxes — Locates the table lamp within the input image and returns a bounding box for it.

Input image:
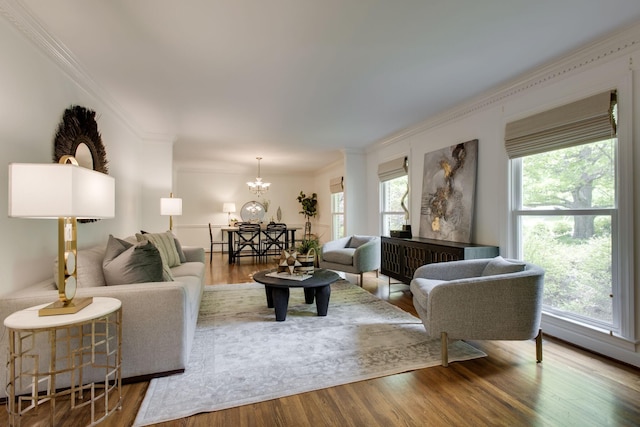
[161,192,182,230]
[8,156,115,315]
[223,202,236,226]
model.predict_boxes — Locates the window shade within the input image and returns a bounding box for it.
[378,156,408,182]
[505,91,616,159]
[329,176,343,193]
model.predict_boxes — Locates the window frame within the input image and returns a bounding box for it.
[509,84,634,343]
[331,191,344,240]
[380,175,409,237]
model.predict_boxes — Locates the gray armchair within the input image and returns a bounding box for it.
[410,256,544,366]
[319,235,380,286]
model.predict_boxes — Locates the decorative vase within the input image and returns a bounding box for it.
[295,248,315,275]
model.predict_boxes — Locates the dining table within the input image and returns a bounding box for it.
[223,225,301,264]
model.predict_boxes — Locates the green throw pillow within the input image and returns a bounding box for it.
[136,231,182,268]
[141,229,186,263]
[103,235,168,285]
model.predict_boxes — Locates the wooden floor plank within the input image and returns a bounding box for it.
[1,253,639,426]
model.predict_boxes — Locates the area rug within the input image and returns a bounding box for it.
[133,281,485,426]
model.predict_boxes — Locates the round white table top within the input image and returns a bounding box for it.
[4,297,121,330]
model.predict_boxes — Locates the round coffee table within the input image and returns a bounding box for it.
[253,268,340,321]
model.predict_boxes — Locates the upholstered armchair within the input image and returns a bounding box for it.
[410,256,544,366]
[319,235,381,286]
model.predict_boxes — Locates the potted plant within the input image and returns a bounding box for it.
[297,191,318,241]
[296,237,320,274]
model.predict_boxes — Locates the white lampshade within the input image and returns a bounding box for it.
[161,197,182,216]
[8,163,115,219]
[222,202,236,213]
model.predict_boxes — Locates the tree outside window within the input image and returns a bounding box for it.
[515,138,616,327]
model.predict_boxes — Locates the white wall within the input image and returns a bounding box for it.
[0,16,155,294]
[174,167,317,249]
[365,29,640,366]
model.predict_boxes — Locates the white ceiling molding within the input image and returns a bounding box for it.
[373,20,640,151]
[0,0,168,142]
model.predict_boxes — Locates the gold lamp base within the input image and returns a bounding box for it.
[38,297,93,317]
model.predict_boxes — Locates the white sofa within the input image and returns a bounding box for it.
[0,237,205,399]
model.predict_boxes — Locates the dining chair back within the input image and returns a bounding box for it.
[208,223,225,263]
[262,222,287,260]
[234,222,262,263]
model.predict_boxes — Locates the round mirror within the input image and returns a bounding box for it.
[240,201,266,223]
[74,142,94,170]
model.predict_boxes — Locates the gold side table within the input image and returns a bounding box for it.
[4,297,122,426]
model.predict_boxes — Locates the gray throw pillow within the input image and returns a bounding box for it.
[348,235,372,249]
[103,235,167,286]
[482,256,526,276]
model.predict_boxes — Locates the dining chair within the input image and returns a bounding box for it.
[234,222,262,263]
[261,222,287,261]
[208,223,225,264]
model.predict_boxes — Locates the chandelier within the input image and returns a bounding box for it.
[247,157,270,196]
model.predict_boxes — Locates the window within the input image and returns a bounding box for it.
[380,175,408,237]
[331,192,344,240]
[509,91,622,332]
[378,156,409,236]
[329,176,344,240]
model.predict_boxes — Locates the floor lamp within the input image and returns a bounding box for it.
[161,193,182,231]
[8,156,115,315]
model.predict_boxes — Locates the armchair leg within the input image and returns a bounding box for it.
[441,332,449,367]
[359,272,363,287]
[535,329,543,363]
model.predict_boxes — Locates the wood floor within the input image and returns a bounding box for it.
[3,253,640,426]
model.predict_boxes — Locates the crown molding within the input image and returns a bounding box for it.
[375,20,640,150]
[0,0,171,142]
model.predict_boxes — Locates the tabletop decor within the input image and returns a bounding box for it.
[278,249,301,274]
[295,239,319,275]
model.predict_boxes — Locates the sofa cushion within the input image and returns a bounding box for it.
[102,235,166,286]
[482,256,526,277]
[348,235,373,248]
[170,262,205,279]
[410,278,447,310]
[54,244,107,289]
[322,248,355,265]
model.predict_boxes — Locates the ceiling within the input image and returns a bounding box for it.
[12,0,640,174]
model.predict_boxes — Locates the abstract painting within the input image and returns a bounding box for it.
[419,139,478,243]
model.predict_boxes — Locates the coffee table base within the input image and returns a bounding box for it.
[265,284,331,321]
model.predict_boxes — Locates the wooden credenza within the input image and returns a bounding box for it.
[381,236,499,284]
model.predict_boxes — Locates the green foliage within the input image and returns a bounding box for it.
[522,140,615,240]
[523,219,612,323]
[297,238,320,255]
[297,191,318,220]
